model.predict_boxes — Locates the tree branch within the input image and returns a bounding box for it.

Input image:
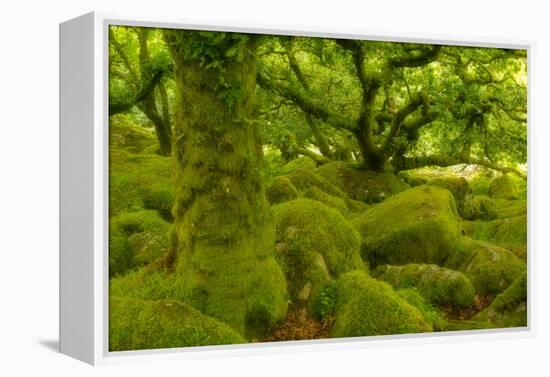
[389,45,442,68]
[109,70,164,115]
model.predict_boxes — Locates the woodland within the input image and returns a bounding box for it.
[107,26,528,351]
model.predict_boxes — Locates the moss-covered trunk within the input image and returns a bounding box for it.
[167,33,288,338]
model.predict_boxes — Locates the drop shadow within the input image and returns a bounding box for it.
[38,339,59,353]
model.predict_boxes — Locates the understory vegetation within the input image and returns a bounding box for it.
[108,25,528,351]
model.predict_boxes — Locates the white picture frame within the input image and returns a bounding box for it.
[59,11,535,365]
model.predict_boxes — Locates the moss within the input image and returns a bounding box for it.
[109,114,157,154]
[462,215,527,260]
[331,271,432,337]
[265,176,298,205]
[109,297,245,351]
[351,186,461,267]
[317,161,409,204]
[397,288,446,331]
[489,175,518,200]
[286,168,347,198]
[444,237,526,296]
[469,175,493,196]
[142,183,175,222]
[428,176,472,215]
[495,198,526,219]
[109,210,171,277]
[473,271,527,328]
[373,264,475,307]
[280,156,317,175]
[273,199,364,314]
[398,170,429,187]
[345,198,371,215]
[303,186,348,216]
[463,195,498,220]
[109,148,173,217]
[444,319,494,331]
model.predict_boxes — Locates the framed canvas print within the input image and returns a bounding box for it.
[60,12,533,365]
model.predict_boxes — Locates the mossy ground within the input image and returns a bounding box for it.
[109,118,528,346]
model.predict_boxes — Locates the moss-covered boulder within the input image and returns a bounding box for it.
[463,195,498,221]
[373,264,475,307]
[273,199,364,314]
[109,149,174,217]
[473,271,527,328]
[317,161,409,204]
[109,115,157,154]
[265,176,298,205]
[304,186,348,215]
[489,175,518,200]
[462,215,527,260]
[280,156,317,175]
[109,298,245,351]
[428,176,472,215]
[286,168,346,198]
[495,199,526,219]
[109,210,172,277]
[331,271,432,337]
[444,237,526,296]
[351,186,461,267]
[398,170,429,187]
[397,288,446,331]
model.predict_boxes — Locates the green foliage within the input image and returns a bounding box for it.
[473,271,527,328]
[109,298,245,351]
[352,186,461,266]
[265,176,298,205]
[273,199,364,313]
[311,282,338,318]
[444,237,526,296]
[317,162,409,203]
[463,195,498,220]
[109,114,157,154]
[332,271,432,337]
[489,174,518,200]
[373,264,475,307]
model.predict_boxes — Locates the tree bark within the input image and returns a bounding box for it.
[166,32,287,337]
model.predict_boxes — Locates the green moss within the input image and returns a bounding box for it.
[109,114,157,154]
[469,174,493,196]
[109,297,245,351]
[345,198,371,215]
[495,199,527,219]
[109,210,171,277]
[280,156,317,175]
[142,183,175,222]
[273,199,364,314]
[331,271,432,337]
[398,170,429,187]
[462,215,527,260]
[373,264,475,307]
[303,186,348,216]
[444,319,494,331]
[352,186,461,267]
[444,237,526,296]
[317,161,409,204]
[428,176,472,215]
[473,271,527,328]
[109,148,173,217]
[463,195,498,220]
[397,288,446,331]
[489,175,518,200]
[265,176,298,205]
[286,168,347,198]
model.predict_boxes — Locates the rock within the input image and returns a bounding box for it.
[489,175,518,200]
[351,186,461,267]
[266,176,298,205]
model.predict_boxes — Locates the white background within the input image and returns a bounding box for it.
[0,0,548,375]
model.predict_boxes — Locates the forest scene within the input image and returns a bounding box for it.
[108,25,528,351]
